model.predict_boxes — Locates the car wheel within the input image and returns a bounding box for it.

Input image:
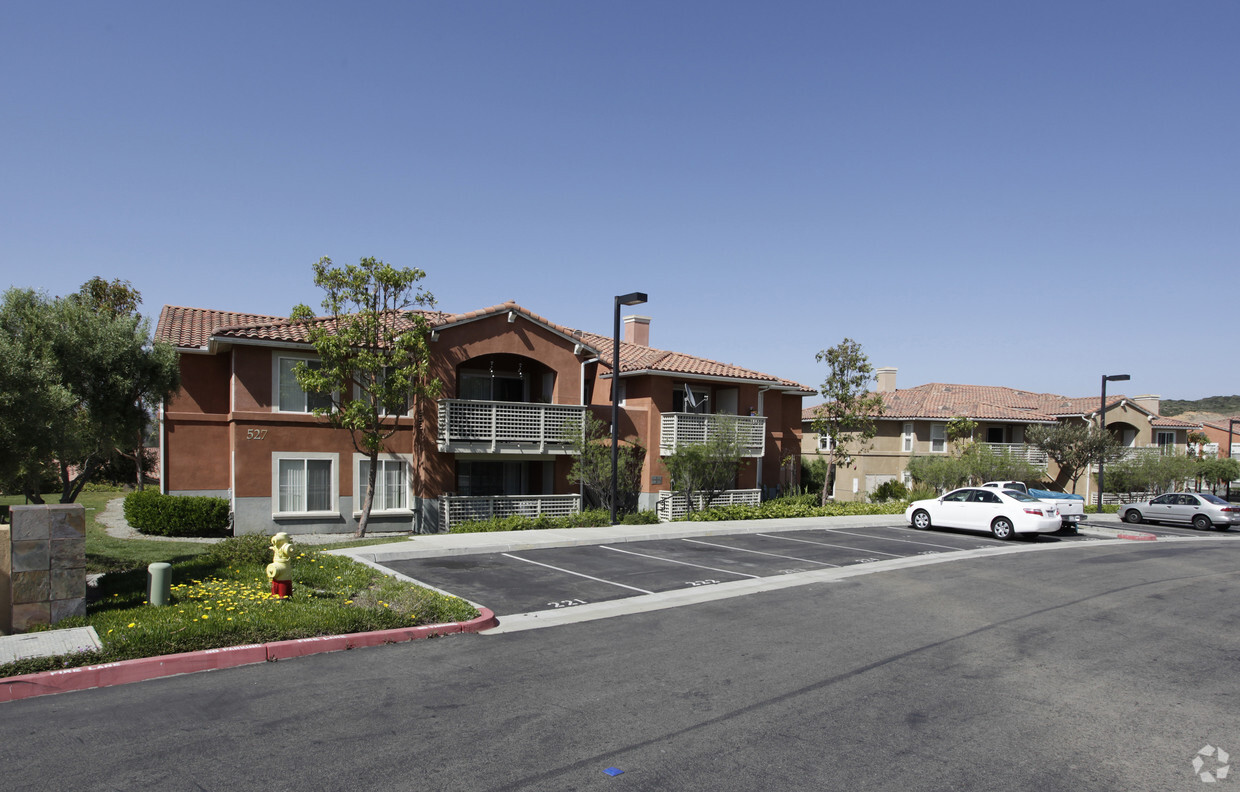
[1123,510,1142,524]
[911,509,932,530]
[1193,515,1212,531]
[991,517,1015,540]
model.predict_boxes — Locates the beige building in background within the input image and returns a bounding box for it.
[803,368,1201,503]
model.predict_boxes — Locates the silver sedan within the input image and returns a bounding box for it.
[1119,493,1240,530]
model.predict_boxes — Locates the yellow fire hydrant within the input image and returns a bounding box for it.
[266,532,294,598]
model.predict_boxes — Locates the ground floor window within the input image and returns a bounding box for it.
[357,456,410,512]
[456,460,553,496]
[275,454,337,514]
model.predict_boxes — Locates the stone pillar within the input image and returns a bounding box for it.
[3,504,86,634]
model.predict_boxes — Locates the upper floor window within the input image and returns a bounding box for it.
[818,434,833,453]
[355,367,409,416]
[930,423,947,453]
[276,355,333,413]
[902,423,914,453]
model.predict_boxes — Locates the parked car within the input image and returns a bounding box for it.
[1118,493,1240,530]
[981,480,1085,530]
[905,487,1062,540]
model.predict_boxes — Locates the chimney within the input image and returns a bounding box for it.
[623,315,651,346]
[876,367,897,393]
[1132,394,1160,416]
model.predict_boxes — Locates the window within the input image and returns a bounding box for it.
[355,367,408,416]
[273,454,337,515]
[276,356,333,413]
[357,456,410,512]
[930,423,947,453]
[902,423,914,452]
[817,434,833,453]
[1155,431,1175,449]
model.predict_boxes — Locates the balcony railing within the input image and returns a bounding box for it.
[656,489,761,522]
[438,494,582,531]
[437,399,586,454]
[659,413,766,457]
[977,443,1049,467]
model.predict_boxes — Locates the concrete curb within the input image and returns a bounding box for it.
[1078,524,1157,541]
[0,608,497,704]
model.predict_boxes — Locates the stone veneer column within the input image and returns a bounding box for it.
[3,504,86,634]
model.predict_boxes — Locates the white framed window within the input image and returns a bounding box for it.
[274,354,333,413]
[930,423,947,453]
[1155,431,1175,448]
[817,434,833,453]
[902,422,915,453]
[901,469,912,487]
[354,367,409,417]
[272,452,338,516]
[354,454,412,514]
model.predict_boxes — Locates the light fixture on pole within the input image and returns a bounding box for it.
[611,292,647,525]
[1096,373,1130,510]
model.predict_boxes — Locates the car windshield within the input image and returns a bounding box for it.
[1200,493,1229,505]
[1003,490,1039,503]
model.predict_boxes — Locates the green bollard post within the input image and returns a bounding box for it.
[148,562,171,606]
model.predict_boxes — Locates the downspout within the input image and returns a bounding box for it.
[159,398,166,495]
[756,386,772,498]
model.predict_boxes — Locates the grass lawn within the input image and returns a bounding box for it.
[1,490,478,680]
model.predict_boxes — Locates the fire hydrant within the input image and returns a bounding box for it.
[266,532,294,598]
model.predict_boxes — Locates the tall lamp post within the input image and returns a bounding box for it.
[1096,373,1130,510]
[1228,418,1239,501]
[611,292,647,525]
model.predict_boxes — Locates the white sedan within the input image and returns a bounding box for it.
[905,487,1062,540]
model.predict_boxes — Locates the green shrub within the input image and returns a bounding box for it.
[206,534,275,566]
[685,498,908,521]
[123,490,230,537]
[870,479,909,503]
[448,507,661,533]
[907,484,939,501]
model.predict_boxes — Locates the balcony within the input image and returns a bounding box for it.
[438,493,582,531]
[437,399,587,454]
[977,443,1049,468]
[659,413,766,457]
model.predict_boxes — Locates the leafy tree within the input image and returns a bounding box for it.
[290,257,441,537]
[905,454,969,493]
[566,413,646,516]
[1026,422,1122,493]
[1198,457,1240,493]
[811,339,884,505]
[663,423,746,515]
[1105,451,1199,496]
[961,443,1042,485]
[0,285,180,502]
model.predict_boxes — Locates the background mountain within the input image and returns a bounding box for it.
[1159,395,1240,417]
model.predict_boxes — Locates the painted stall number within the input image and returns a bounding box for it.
[548,599,588,609]
[684,580,720,587]
[916,551,940,556]
[246,429,268,440]
[851,558,880,564]
[779,568,807,575]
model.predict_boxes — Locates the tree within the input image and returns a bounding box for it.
[1026,422,1122,494]
[0,285,180,502]
[290,257,441,538]
[1105,451,1199,496]
[811,339,884,505]
[566,413,646,516]
[1199,458,1240,494]
[662,423,746,516]
[905,454,969,493]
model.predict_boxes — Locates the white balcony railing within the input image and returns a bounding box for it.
[659,413,766,457]
[438,494,582,531]
[977,443,1049,467]
[656,489,761,522]
[437,399,586,454]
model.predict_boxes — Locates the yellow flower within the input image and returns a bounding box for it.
[127,622,136,628]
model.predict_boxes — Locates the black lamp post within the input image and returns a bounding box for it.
[1228,418,1239,501]
[1096,373,1130,510]
[611,292,647,525]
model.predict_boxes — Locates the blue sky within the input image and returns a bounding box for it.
[3,2,1236,403]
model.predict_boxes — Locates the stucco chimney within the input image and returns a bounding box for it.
[1133,394,1161,415]
[623,315,651,346]
[876,367,897,393]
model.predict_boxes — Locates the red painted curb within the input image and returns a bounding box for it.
[0,608,497,704]
[1117,532,1157,541]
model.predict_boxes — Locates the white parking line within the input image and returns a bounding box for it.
[754,533,904,557]
[600,545,762,579]
[501,553,655,594]
[680,538,840,567]
[814,528,985,551]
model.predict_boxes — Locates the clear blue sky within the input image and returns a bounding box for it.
[4,2,1236,403]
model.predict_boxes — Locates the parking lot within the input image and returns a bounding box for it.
[377,520,1201,618]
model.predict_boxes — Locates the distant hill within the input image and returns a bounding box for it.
[1160,395,1240,417]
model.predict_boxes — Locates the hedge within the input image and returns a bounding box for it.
[123,490,231,537]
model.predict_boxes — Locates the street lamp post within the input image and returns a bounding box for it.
[611,292,647,525]
[1096,373,1131,511]
[1228,418,1239,501]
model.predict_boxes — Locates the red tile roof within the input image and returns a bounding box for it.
[155,302,814,392]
